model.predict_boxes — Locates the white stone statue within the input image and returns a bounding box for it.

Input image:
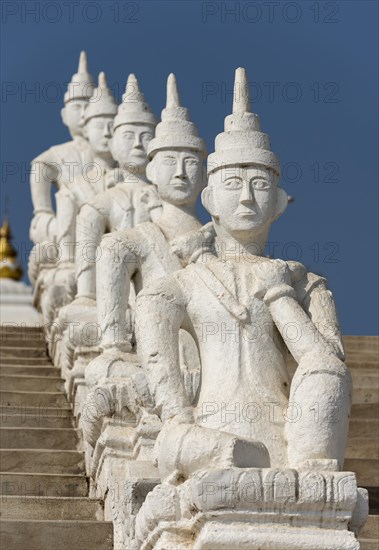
[56,74,161,399]
[40,72,117,350]
[28,51,95,288]
[84,73,207,389]
[132,68,366,550]
[80,74,213,548]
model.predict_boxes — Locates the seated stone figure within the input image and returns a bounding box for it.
[56,74,161,389]
[40,72,117,354]
[132,69,366,550]
[80,74,214,548]
[29,51,95,293]
[82,73,209,443]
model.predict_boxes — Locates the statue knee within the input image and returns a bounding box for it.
[286,352,352,469]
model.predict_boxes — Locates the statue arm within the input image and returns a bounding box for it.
[29,159,58,243]
[135,277,191,422]
[55,187,78,265]
[97,231,139,352]
[294,272,345,360]
[75,203,107,299]
[256,261,338,363]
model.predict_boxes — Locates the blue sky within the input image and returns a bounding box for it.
[1,0,378,334]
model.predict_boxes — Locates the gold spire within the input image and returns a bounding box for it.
[0,218,23,280]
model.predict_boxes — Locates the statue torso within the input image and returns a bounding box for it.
[174,258,291,466]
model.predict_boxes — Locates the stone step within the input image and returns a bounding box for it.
[344,458,379,487]
[0,427,80,450]
[343,335,379,344]
[346,346,379,354]
[350,403,379,419]
[348,418,379,438]
[0,357,52,365]
[0,375,64,392]
[0,410,73,429]
[352,386,379,405]
[350,370,379,386]
[0,519,113,550]
[345,438,379,459]
[0,449,84,474]
[0,327,44,340]
[1,390,69,408]
[359,540,379,550]
[359,515,379,540]
[0,347,48,359]
[0,365,60,377]
[0,338,47,348]
[0,495,104,521]
[0,473,88,497]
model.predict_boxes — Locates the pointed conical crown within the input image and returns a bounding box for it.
[83,71,118,123]
[64,51,95,104]
[207,68,280,176]
[0,218,23,281]
[148,74,206,159]
[113,74,157,131]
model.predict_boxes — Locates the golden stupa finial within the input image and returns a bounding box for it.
[0,215,23,281]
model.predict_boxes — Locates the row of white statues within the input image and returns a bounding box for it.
[29,52,367,549]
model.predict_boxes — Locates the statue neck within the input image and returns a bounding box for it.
[122,166,148,184]
[156,202,200,241]
[213,223,269,261]
[93,154,115,172]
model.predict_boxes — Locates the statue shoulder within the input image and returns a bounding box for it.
[32,141,75,164]
[137,272,185,305]
[287,260,329,304]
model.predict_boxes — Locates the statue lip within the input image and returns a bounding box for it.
[236,208,257,218]
[170,179,188,189]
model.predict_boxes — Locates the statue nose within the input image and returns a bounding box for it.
[239,181,255,205]
[104,123,112,137]
[133,134,142,149]
[174,159,186,179]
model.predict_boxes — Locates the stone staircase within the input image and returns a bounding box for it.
[0,325,113,550]
[344,336,379,550]
[0,327,377,549]
[286,335,378,550]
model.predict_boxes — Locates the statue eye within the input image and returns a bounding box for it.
[224,179,242,189]
[123,132,134,139]
[141,133,152,142]
[162,157,176,165]
[185,157,199,166]
[252,179,270,190]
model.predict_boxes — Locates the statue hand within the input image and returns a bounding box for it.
[29,212,56,243]
[254,259,292,297]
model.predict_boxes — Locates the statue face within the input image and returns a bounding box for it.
[61,99,88,136]
[110,123,154,170]
[206,165,278,237]
[85,116,113,156]
[149,149,203,206]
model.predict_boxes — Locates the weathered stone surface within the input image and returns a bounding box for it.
[0,449,84,474]
[0,495,104,521]
[0,427,80,450]
[0,472,88,497]
[0,520,113,550]
[1,390,69,408]
[0,375,64,392]
[0,365,60,377]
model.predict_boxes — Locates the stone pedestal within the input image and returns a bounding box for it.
[134,468,368,550]
[89,421,160,549]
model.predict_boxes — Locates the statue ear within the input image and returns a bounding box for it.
[146,159,155,184]
[273,187,289,221]
[201,186,218,217]
[61,108,67,127]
